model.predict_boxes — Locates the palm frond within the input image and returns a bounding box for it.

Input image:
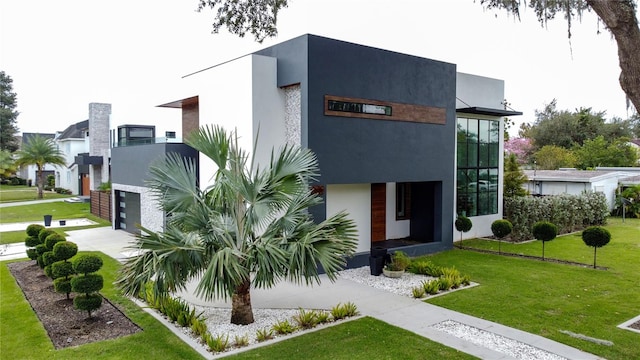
[196,246,249,300]
[185,125,230,169]
[116,226,206,297]
[147,152,202,214]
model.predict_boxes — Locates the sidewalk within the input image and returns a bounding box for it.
[1,226,603,360]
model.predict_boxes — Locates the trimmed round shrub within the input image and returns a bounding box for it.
[35,243,48,256]
[51,261,75,279]
[25,235,42,247]
[44,265,54,278]
[53,241,78,260]
[71,274,104,294]
[491,219,513,239]
[455,216,473,233]
[38,229,56,243]
[72,255,103,275]
[26,248,38,260]
[45,233,66,250]
[53,277,72,295]
[532,221,557,242]
[42,251,59,267]
[73,293,103,316]
[582,226,611,248]
[26,224,45,237]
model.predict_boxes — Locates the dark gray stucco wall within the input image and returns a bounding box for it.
[111,143,198,187]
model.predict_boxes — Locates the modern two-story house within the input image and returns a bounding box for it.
[111,34,521,266]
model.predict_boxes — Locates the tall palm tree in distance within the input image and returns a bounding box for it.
[14,134,66,199]
[117,125,358,325]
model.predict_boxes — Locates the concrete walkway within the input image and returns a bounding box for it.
[1,226,604,360]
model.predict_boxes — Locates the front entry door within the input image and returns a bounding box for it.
[371,183,386,242]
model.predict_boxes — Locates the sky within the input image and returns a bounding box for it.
[1,0,636,138]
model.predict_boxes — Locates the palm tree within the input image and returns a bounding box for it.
[14,134,66,199]
[117,125,358,325]
[0,149,17,179]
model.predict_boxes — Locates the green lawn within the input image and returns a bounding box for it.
[0,202,111,244]
[227,317,477,360]
[0,252,204,360]
[425,217,640,360]
[0,185,72,203]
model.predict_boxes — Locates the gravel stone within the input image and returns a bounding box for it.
[431,320,568,360]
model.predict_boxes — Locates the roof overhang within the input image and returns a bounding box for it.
[157,96,199,109]
[456,107,523,117]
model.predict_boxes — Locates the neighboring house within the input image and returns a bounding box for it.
[111,34,521,266]
[523,169,636,210]
[17,133,57,186]
[629,139,640,165]
[55,103,112,195]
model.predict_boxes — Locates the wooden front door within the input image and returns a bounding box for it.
[371,183,386,242]
[81,175,90,195]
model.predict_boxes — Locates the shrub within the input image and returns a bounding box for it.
[491,219,513,253]
[190,318,208,337]
[26,248,38,260]
[51,261,74,279]
[455,216,473,246]
[45,233,65,250]
[42,251,58,267]
[204,333,229,352]
[330,302,359,320]
[44,265,54,278]
[412,286,425,298]
[293,308,319,329]
[582,226,612,268]
[53,278,72,296]
[255,328,274,342]
[438,276,453,291]
[316,311,330,324]
[422,279,440,295]
[233,334,249,347]
[73,294,103,316]
[26,224,45,237]
[53,241,78,260]
[272,319,297,335]
[532,221,558,260]
[25,235,41,247]
[386,251,410,271]
[71,254,104,318]
[72,254,103,275]
[35,244,48,256]
[38,229,56,243]
[71,273,104,293]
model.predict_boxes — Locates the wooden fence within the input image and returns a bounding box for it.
[90,190,112,222]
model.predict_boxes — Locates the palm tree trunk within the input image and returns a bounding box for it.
[37,165,44,199]
[230,278,254,325]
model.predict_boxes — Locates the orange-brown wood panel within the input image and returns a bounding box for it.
[371,183,386,242]
[81,175,90,196]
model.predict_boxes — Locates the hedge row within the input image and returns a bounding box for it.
[504,192,608,242]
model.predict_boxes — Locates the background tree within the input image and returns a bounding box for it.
[0,149,17,179]
[14,134,66,199]
[117,125,357,325]
[573,136,638,169]
[504,153,528,197]
[581,226,611,268]
[504,137,533,165]
[195,1,640,113]
[0,71,20,152]
[532,221,557,260]
[533,145,577,170]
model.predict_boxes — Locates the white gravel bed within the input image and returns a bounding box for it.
[431,320,568,360]
[338,266,437,297]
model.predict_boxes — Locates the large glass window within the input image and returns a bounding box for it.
[456,117,500,216]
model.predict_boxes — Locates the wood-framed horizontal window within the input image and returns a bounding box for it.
[325,95,446,125]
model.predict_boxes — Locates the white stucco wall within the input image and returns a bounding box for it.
[385,183,410,240]
[326,184,370,253]
[455,72,507,240]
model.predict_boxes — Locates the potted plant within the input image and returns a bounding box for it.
[383,251,410,278]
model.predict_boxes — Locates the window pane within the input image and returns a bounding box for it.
[457,118,467,142]
[457,142,467,167]
[479,120,490,143]
[479,143,489,167]
[489,143,499,167]
[468,143,478,167]
[468,119,478,143]
[478,191,489,215]
[490,120,500,143]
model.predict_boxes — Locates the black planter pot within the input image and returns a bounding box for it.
[44,215,52,227]
[369,256,385,276]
